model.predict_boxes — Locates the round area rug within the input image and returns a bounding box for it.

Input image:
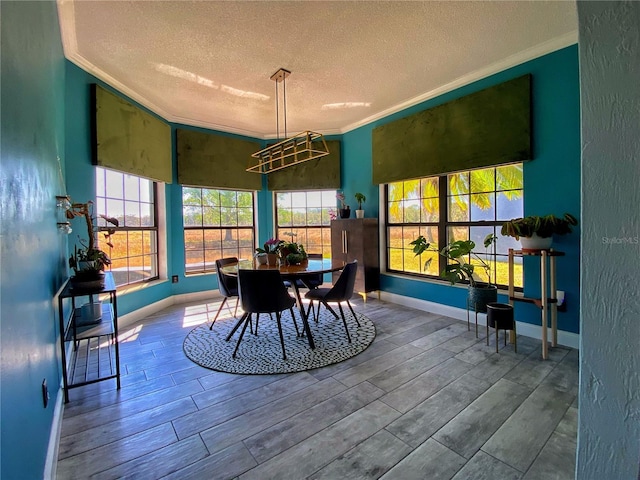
[183,308,376,374]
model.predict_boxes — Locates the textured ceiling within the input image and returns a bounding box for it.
[57,1,577,139]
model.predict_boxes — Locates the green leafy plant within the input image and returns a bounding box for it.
[67,201,119,276]
[354,192,366,210]
[409,234,497,287]
[501,213,578,240]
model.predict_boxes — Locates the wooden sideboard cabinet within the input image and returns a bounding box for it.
[331,218,380,298]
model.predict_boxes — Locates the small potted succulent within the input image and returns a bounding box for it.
[354,192,366,219]
[501,213,578,249]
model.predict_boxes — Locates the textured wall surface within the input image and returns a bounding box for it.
[0,2,67,478]
[577,1,640,479]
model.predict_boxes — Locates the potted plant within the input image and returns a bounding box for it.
[279,232,308,265]
[410,234,498,314]
[67,201,118,290]
[501,213,577,249]
[255,237,283,266]
[336,191,350,219]
[354,192,366,219]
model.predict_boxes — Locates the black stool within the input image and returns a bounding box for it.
[486,302,516,353]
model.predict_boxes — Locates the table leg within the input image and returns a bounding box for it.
[291,282,315,350]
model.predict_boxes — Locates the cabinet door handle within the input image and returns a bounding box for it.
[342,230,348,254]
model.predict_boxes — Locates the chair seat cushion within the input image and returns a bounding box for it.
[305,288,331,300]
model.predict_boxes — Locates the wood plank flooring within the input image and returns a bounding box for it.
[57,297,578,479]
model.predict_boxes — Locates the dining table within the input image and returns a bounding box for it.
[221,258,344,350]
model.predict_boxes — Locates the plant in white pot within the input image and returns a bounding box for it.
[68,201,118,289]
[410,234,498,317]
[501,213,577,249]
[354,192,366,219]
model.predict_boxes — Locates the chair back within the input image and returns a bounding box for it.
[324,260,358,302]
[301,253,324,289]
[238,269,295,314]
[215,257,239,298]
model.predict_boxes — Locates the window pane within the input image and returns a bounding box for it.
[125,200,141,226]
[124,175,140,201]
[183,187,202,205]
[496,191,523,220]
[388,201,404,223]
[470,193,495,221]
[470,168,495,193]
[105,169,124,199]
[420,198,439,223]
[496,164,523,191]
[448,195,469,222]
[448,172,469,195]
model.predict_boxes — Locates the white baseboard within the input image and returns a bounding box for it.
[379,291,580,350]
[43,386,64,480]
[118,290,219,329]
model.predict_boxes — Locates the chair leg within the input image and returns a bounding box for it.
[305,300,315,322]
[232,314,252,358]
[323,302,339,320]
[337,303,352,343]
[275,312,287,360]
[233,297,239,317]
[209,297,228,330]
[290,308,300,336]
[225,313,248,341]
[346,301,360,327]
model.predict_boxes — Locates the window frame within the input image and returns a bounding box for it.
[182,186,256,275]
[95,167,160,287]
[385,164,524,289]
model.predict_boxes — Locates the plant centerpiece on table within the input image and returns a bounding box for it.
[255,237,284,266]
[67,201,119,289]
[336,191,350,219]
[354,192,366,218]
[280,232,308,265]
[501,213,577,249]
[410,234,498,314]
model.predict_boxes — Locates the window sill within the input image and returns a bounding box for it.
[382,271,513,295]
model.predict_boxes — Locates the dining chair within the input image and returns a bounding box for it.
[304,260,360,343]
[210,257,240,330]
[228,269,299,360]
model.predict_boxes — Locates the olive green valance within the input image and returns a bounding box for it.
[372,75,532,184]
[92,85,172,183]
[267,140,341,191]
[177,129,262,191]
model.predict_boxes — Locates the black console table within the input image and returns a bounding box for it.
[57,272,120,403]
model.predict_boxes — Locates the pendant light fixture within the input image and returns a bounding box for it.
[247,68,329,174]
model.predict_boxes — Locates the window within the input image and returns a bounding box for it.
[275,191,335,257]
[386,164,524,288]
[95,167,159,287]
[183,187,255,274]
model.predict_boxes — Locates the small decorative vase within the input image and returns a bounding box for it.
[256,253,267,265]
[339,207,351,219]
[266,253,278,266]
[355,209,364,219]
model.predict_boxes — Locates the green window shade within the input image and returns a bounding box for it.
[93,85,172,183]
[177,129,262,190]
[372,75,531,184]
[267,140,341,191]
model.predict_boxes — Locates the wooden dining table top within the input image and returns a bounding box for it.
[221,258,344,277]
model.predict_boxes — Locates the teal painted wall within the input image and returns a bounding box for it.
[342,46,581,334]
[0,2,67,478]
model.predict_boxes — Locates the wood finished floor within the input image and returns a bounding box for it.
[57,297,578,480]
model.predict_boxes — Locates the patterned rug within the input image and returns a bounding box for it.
[183,308,376,374]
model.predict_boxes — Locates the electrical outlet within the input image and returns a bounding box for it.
[41,379,49,408]
[171,275,179,283]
